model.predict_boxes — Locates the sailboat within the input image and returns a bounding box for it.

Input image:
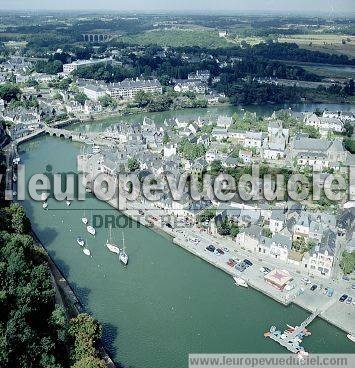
[81,210,88,225]
[83,248,91,256]
[87,211,96,235]
[76,237,85,247]
[83,238,91,256]
[106,226,120,255]
[87,225,96,236]
[119,231,128,265]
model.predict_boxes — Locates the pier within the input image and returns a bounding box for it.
[265,297,338,354]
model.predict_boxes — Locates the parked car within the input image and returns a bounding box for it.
[352,283,355,290]
[223,247,229,252]
[235,262,247,272]
[326,288,334,297]
[342,275,350,281]
[243,259,253,266]
[216,248,225,255]
[206,245,215,252]
[310,284,317,291]
[339,294,348,302]
[346,297,352,304]
[227,259,237,267]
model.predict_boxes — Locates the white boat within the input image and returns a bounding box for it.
[76,237,85,247]
[119,250,128,265]
[83,248,91,256]
[13,174,17,182]
[106,226,120,254]
[81,210,88,225]
[347,334,355,342]
[42,202,48,209]
[233,276,248,288]
[119,232,129,265]
[87,225,96,236]
[66,200,71,206]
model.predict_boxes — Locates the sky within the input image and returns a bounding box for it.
[1,0,355,13]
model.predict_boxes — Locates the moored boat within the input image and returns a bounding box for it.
[76,237,85,247]
[106,226,120,254]
[87,225,96,236]
[42,202,48,209]
[83,248,91,256]
[233,276,248,288]
[81,210,88,225]
[119,231,129,265]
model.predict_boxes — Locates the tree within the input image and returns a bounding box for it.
[68,314,102,362]
[217,218,231,236]
[128,157,140,172]
[98,95,117,109]
[344,139,355,154]
[230,223,240,238]
[340,251,355,275]
[210,160,223,176]
[198,208,216,222]
[134,91,152,108]
[7,203,31,234]
[72,356,106,368]
[74,92,88,106]
[0,83,21,103]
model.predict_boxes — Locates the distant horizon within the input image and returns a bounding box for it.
[1,9,355,17]
[1,0,354,15]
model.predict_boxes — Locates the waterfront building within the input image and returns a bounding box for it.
[107,79,162,100]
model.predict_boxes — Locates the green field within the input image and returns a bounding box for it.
[278,34,355,58]
[120,29,232,48]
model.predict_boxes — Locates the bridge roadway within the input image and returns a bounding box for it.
[13,124,115,148]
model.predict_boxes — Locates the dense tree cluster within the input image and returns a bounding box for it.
[340,251,355,275]
[0,84,22,103]
[35,59,63,75]
[218,80,301,105]
[178,137,206,160]
[0,200,106,368]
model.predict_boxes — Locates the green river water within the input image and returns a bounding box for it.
[19,104,355,367]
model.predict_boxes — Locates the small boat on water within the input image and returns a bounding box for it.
[106,226,120,255]
[233,276,248,288]
[13,174,17,182]
[119,232,129,265]
[81,210,88,225]
[87,225,96,236]
[347,334,355,342]
[42,202,48,209]
[66,200,71,206]
[83,248,91,256]
[76,237,85,247]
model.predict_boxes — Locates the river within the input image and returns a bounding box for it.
[19,103,355,368]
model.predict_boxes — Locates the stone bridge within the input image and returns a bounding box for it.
[82,34,114,43]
